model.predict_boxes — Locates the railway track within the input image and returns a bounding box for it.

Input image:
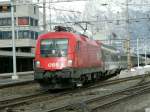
[0,91,48,110]
[47,79,150,112]
[83,73,148,91]
[0,72,147,90]
[0,74,149,111]
[0,90,74,111]
[87,81,150,112]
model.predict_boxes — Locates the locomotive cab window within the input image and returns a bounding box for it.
[40,39,68,57]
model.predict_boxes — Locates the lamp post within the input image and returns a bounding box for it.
[126,0,131,70]
[43,0,46,32]
[144,39,147,66]
[11,0,18,80]
[137,38,139,68]
[49,0,52,31]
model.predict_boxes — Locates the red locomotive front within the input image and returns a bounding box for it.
[35,32,76,71]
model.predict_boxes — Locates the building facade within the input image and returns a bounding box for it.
[0,0,39,73]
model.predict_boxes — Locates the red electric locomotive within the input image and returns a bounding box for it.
[34,26,104,89]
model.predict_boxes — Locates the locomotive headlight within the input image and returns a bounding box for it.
[36,61,40,68]
[68,60,73,66]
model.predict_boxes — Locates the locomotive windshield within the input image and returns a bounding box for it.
[40,39,68,57]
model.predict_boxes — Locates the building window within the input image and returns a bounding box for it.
[7,31,11,39]
[35,19,38,26]
[0,31,12,39]
[7,18,11,25]
[31,31,34,39]
[35,32,38,39]
[0,5,11,13]
[0,18,12,26]
[0,19,2,26]
[12,30,38,40]
[18,17,29,25]
[0,5,16,13]
[23,31,29,38]
[18,31,23,39]
[30,18,38,26]
[3,19,7,25]
[30,17,33,26]
[28,31,31,39]
[18,30,31,39]
[0,32,2,39]
[0,31,19,40]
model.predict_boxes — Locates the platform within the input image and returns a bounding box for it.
[0,72,34,86]
[107,65,150,80]
[0,71,33,79]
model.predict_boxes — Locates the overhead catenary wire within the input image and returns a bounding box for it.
[5,0,150,33]
[38,6,82,13]
[1,16,150,29]
[10,0,89,6]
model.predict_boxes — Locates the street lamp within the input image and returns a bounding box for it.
[43,0,46,32]
[144,39,147,66]
[136,38,140,68]
[11,0,18,80]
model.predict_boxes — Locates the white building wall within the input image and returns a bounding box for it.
[0,39,36,48]
[0,1,39,48]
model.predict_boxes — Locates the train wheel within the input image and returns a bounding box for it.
[96,72,101,80]
[80,75,88,84]
[91,73,97,82]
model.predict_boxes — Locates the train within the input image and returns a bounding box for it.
[34,26,146,89]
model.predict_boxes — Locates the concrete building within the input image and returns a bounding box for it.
[0,0,39,73]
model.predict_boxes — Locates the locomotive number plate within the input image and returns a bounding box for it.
[48,62,64,68]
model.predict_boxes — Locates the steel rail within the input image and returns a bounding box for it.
[84,73,148,90]
[0,89,77,110]
[0,72,146,90]
[0,91,48,110]
[91,84,150,112]
[46,80,150,112]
